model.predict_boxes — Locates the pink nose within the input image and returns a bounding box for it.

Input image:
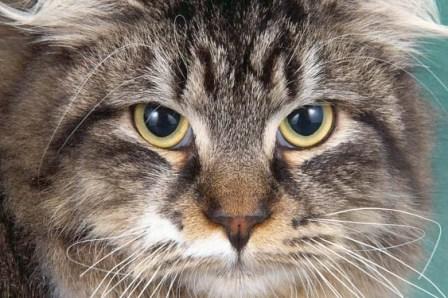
[206,210,269,251]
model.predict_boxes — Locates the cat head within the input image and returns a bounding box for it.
[0,0,446,296]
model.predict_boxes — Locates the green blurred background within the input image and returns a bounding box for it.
[413,0,448,297]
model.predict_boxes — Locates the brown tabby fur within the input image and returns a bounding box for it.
[0,0,446,297]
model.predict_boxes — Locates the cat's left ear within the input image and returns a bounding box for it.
[355,0,448,55]
[0,0,145,47]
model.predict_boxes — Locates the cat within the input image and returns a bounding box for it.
[0,0,447,297]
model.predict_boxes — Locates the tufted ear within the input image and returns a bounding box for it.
[0,0,145,47]
[361,0,447,34]
[354,0,448,56]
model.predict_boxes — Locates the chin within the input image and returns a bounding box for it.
[180,267,295,298]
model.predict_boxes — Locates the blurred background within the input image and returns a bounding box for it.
[413,0,448,297]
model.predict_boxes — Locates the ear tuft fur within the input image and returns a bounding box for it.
[0,0,447,49]
[0,0,141,47]
[360,0,448,37]
[349,0,448,60]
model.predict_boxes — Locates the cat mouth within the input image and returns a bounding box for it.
[185,250,322,276]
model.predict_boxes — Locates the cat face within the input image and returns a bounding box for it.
[0,0,445,297]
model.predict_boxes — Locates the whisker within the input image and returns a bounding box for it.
[304,256,342,298]
[281,254,310,298]
[342,236,446,298]
[100,248,148,298]
[91,247,145,298]
[136,263,165,298]
[175,256,201,298]
[118,249,165,298]
[288,256,310,298]
[301,254,327,298]
[282,263,299,298]
[323,255,366,298]
[101,257,145,297]
[150,256,183,298]
[321,237,444,298]
[65,230,144,274]
[306,242,363,298]
[81,234,143,277]
[312,218,427,251]
[313,255,360,298]
[310,239,403,297]
[305,260,320,298]
[165,261,183,298]
[88,238,148,297]
[321,207,442,278]
[121,242,175,298]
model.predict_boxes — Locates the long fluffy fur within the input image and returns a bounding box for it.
[0,0,446,297]
[0,0,447,42]
[358,0,448,46]
[0,0,143,45]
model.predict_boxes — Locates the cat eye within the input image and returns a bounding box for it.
[278,105,334,149]
[134,103,190,149]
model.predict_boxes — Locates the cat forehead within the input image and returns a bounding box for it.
[132,26,320,118]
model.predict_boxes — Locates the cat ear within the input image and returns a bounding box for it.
[0,0,144,47]
[356,0,448,55]
[360,0,448,35]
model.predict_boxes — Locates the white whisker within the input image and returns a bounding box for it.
[310,239,403,297]
[150,256,182,298]
[81,234,143,277]
[91,248,144,298]
[302,255,327,298]
[100,248,148,298]
[136,263,164,298]
[64,230,144,274]
[121,242,175,298]
[322,207,442,278]
[306,242,364,298]
[312,218,427,251]
[324,255,366,298]
[342,236,446,298]
[304,256,343,298]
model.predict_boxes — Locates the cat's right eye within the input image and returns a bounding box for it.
[134,103,191,149]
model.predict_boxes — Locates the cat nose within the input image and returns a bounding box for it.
[206,209,269,252]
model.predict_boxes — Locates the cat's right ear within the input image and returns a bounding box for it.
[0,0,145,48]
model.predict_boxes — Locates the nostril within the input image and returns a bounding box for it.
[204,208,228,226]
[248,211,271,226]
[205,208,270,251]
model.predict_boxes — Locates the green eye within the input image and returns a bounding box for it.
[134,103,190,149]
[278,105,334,149]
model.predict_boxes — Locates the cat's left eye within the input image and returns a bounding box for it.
[277,105,335,149]
[134,103,191,149]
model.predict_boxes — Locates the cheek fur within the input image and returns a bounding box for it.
[137,211,183,247]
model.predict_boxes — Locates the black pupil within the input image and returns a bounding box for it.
[287,105,324,136]
[143,104,181,137]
